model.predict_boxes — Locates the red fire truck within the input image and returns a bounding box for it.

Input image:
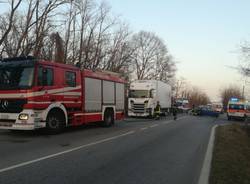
[0,57,125,133]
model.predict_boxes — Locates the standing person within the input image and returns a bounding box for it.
[155,101,161,120]
[172,105,177,120]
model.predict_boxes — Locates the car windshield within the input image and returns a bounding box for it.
[0,65,34,90]
[129,90,149,98]
[229,104,244,110]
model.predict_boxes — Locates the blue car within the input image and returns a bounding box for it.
[200,106,219,117]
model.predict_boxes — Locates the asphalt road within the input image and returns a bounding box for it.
[0,115,227,184]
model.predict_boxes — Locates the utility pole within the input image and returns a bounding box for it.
[242,85,245,99]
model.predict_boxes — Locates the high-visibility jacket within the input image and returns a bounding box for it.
[155,105,161,113]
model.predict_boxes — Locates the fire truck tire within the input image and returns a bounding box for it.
[103,109,114,127]
[46,110,66,134]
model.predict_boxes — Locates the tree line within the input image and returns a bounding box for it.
[0,0,176,82]
[174,78,210,106]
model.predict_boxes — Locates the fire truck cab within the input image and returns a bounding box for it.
[0,57,125,133]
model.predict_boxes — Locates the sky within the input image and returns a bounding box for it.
[0,0,249,101]
[103,0,250,101]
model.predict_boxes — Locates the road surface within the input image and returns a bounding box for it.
[0,115,227,184]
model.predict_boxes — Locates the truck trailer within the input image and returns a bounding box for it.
[0,57,125,133]
[128,80,172,117]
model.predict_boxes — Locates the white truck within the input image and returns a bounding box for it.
[128,80,172,117]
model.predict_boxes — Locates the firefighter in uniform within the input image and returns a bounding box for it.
[155,101,161,120]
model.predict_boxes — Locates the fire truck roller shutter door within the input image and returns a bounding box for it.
[116,83,125,111]
[84,78,102,112]
[103,81,115,105]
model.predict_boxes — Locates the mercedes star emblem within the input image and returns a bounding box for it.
[1,100,9,110]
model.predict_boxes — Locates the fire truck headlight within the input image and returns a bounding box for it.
[18,114,29,120]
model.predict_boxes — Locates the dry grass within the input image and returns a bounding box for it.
[210,124,250,184]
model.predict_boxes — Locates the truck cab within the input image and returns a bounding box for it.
[128,80,172,117]
[128,86,156,117]
[0,57,81,131]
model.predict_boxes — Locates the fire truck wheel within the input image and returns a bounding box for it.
[46,110,66,134]
[103,109,114,127]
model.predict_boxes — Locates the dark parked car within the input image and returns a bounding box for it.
[190,105,219,117]
[199,106,219,117]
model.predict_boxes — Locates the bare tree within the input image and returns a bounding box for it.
[237,41,250,76]
[0,0,67,58]
[129,31,175,81]
[220,85,242,109]
[33,0,68,57]
[101,23,133,73]
[0,0,22,46]
[187,87,210,106]
[0,0,175,81]
[173,77,187,98]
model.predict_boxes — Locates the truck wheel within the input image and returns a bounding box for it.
[103,110,114,127]
[46,111,65,134]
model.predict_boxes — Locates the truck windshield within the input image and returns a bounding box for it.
[129,90,149,98]
[0,66,34,90]
[229,104,244,110]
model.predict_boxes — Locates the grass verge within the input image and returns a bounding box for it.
[210,124,250,184]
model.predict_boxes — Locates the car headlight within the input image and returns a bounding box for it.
[18,114,29,120]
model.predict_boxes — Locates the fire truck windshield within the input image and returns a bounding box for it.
[0,65,34,90]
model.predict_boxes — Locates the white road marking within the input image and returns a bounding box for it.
[161,116,187,124]
[175,116,187,121]
[162,120,173,124]
[140,127,149,131]
[198,124,218,184]
[150,124,159,128]
[0,131,135,174]
[177,116,187,120]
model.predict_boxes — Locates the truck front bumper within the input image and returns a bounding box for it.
[0,110,46,130]
[128,111,151,117]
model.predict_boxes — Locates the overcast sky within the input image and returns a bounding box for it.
[103,0,250,101]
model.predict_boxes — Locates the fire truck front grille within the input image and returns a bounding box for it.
[132,103,145,113]
[0,99,27,113]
